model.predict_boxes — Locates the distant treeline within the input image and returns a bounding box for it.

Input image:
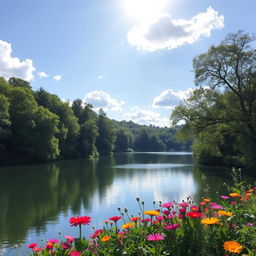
[0,77,191,164]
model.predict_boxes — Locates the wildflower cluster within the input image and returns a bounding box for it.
[27,184,256,255]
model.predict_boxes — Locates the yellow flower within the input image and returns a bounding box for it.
[218,210,233,217]
[101,235,111,242]
[122,222,135,229]
[229,193,240,197]
[223,241,243,253]
[201,217,219,225]
[144,210,160,216]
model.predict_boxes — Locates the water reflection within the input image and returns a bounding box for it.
[0,152,251,255]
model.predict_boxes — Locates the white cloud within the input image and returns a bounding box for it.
[96,75,105,80]
[38,71,48,78]
[84,91,125,111]
[124,107,170,127]
[128,6,224,51]
[0,40,35,81]
[53,75,62,81]
[153,88,194,108]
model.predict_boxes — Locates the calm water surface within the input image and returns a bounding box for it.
[0,152,253,255]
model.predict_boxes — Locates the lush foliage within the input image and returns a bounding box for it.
[171,31,256,168]
[0,77,190,164]
[26,171,256,255]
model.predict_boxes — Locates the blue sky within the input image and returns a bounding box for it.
[0,0,255,127]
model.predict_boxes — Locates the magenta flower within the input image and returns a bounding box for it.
[147,233,165,241]
[178,202,189,208]
[220,195,230,199]
[141,218,151,223]
[211,204,223,210]
[62,242,71,250]
[69,251,82,256]
[247,222,254,227]
[231,201,237,205]
[161,202,174,208]
[163,210,170,216]
[48,239,59,244]
[156,216,164,221]
[165,223,180,230]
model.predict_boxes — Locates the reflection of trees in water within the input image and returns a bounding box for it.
[0,157,116,246]
[113,152,194,165]
[1,153,250,248]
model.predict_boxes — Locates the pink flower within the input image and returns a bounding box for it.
[48,239,59,244]
[231,201,237,205]
[109,216,122,222]
[163,210,170,216]
[27,243,37,249]
[156,216,164,221]
[247,222,254,227]
[179,208,186,213]
[32,247,42,252]
[161,202,174,208]
[64,235,75,242]
[220,195,230,199]
[211,204,223,210]
[90,229,104,238]
[69,251,82,256]
[147,233,165,241]
[210,202,217,206]
[165,223,180,230]
[178,202,189,208]
[62,242,71,250]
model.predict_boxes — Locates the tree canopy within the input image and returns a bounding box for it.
[172,31,256,168]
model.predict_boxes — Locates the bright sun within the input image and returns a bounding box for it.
[123,0,167,22]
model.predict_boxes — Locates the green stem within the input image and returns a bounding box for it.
[79,224,82,240]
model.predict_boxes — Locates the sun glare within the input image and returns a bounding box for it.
[123,0,167,22]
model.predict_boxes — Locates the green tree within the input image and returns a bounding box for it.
[79,120,99,157]
[172,31,256,167]
[0,94,11,160]
[72,99,96,124]
[114,127,133,152]
[96,109,116,155]
[35,88,80,158]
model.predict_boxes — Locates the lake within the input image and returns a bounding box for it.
[0,152,253,255]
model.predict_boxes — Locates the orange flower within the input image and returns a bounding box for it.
[218,210,232,217]
[229,193,240,197]
[247,189,253,193]
[130,216,140,222]
[201,217,219,225]
[104,220,108,224]
[203,198,211,202]
[122,222,135,229]
[144,210,160,216]
[223,241,243,253]
[200,202,207,206]
[246,193,252,196]
[101,235,111,242]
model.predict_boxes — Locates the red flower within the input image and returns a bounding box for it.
[27,243,38,249]
[69,216,91,227]
[186,212,203,218]
[46,243,54,250]
[109,216,122,222]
